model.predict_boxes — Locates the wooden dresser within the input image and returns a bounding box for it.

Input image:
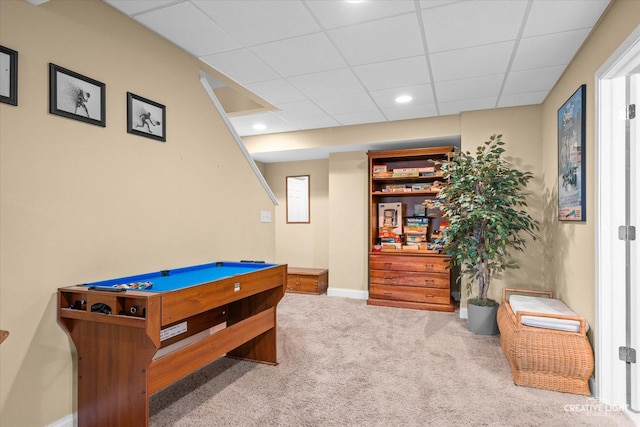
[368,253,455,312]
[286,267,328,295]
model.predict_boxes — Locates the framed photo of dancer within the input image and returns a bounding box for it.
[49,63,105,127]
[0,45,18,106]
[127,92,166,142]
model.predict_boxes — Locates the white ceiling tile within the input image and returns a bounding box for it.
[382,104,439,121]
[438,97,498,116]
[288,68,363,99]
[307,0,415,29]
[314,92,378,115]
[200,49,279,84]
[333,110,388,126]
[512,29,591,71]
[353,56,430,91]
[370,84,434,109]
[523,0,610,37]
[193,0,320,46]
[134,2,240,56]
[251,33,346,77]
[436,75,504,103]
[422,0,528,53]
[244,79,307,104]
[328,13,424,66]
[273,100,328,121]
[503,66,565,94]
[498,91,548,108]
[294,116,342,131]
[431,41,515,82]
[107,0,610,146]
[104,0,176,15]
[230,112,298,136]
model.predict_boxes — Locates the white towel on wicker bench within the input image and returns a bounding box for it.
[508,294,588,333]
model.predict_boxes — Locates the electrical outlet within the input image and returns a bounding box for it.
[260,211,271,223]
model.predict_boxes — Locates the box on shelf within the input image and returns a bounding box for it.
[372,165,388,174]
[378,202,403,235]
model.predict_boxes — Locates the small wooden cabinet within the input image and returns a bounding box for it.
[367,147,457,311]
[287,267,328,295]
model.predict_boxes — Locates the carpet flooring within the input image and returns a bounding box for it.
[149,293,634,426]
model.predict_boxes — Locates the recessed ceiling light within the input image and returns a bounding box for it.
[395,95,413,104]
[252,123,267,130]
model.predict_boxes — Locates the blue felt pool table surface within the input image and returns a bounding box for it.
[85,261,278,293]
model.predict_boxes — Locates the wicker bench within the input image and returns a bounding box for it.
[496,288,594,395]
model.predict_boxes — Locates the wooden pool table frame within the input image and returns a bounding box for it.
[58,263,287,427]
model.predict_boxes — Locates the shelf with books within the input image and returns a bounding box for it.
[367,146,457,312]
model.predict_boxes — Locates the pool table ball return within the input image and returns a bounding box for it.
[57,261,287,427]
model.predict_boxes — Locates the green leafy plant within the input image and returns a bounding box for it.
[435,134,539,306]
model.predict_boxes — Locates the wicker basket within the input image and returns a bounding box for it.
[497,288,594,395]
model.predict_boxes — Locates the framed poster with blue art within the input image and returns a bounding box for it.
[558,85,586,221]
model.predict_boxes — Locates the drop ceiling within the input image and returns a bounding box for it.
[103,0,610,143]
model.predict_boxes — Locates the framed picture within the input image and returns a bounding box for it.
[49,63,105,126]
[558,84,586,221]
[286,175,310,223]
[0,45,18,106]
[127,92,166,142]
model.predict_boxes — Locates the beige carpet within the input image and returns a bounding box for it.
[149,293,634,426]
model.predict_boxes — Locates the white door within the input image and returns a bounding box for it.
[629,72,639,412]
[596,27,640,420]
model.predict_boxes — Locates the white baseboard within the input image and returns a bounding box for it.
[47,413,74,427]
[326,287,368,300]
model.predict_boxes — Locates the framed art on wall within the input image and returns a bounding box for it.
[49,63,105,126]
[127,92,166,142]
[557,84,586,221]
[286,175,310,224]
[0,45,18,106]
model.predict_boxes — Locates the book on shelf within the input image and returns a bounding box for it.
[392,167,435,173]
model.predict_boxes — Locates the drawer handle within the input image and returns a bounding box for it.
[425,294,434,299]
[384,276,394,280]
[383,263,392,269]
[424,264,435,270]
[424,279,435,285]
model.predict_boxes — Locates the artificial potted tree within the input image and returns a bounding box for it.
[435,134,539,335]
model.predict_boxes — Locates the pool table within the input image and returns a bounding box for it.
[58,261,287,427]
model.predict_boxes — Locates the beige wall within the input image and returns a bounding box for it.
[0,1,275,426]
[264,159,329,268]
[328,151,369,296]
[460,106,544,304]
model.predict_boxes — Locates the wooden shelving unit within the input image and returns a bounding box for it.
[367,147,458,312]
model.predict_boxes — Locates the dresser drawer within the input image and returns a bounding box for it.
[286,268,328,295]
[369,284,450,305]
[369,254,450,273]
[369,270,449,289]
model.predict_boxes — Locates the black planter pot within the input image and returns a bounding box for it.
[467,301,500,335]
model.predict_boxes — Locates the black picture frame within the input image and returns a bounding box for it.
[127,92,166,142]
[557,84,586,221]
[49,63,105,127]
[0,45,18,106]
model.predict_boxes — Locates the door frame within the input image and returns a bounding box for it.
[595,24,640,421]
